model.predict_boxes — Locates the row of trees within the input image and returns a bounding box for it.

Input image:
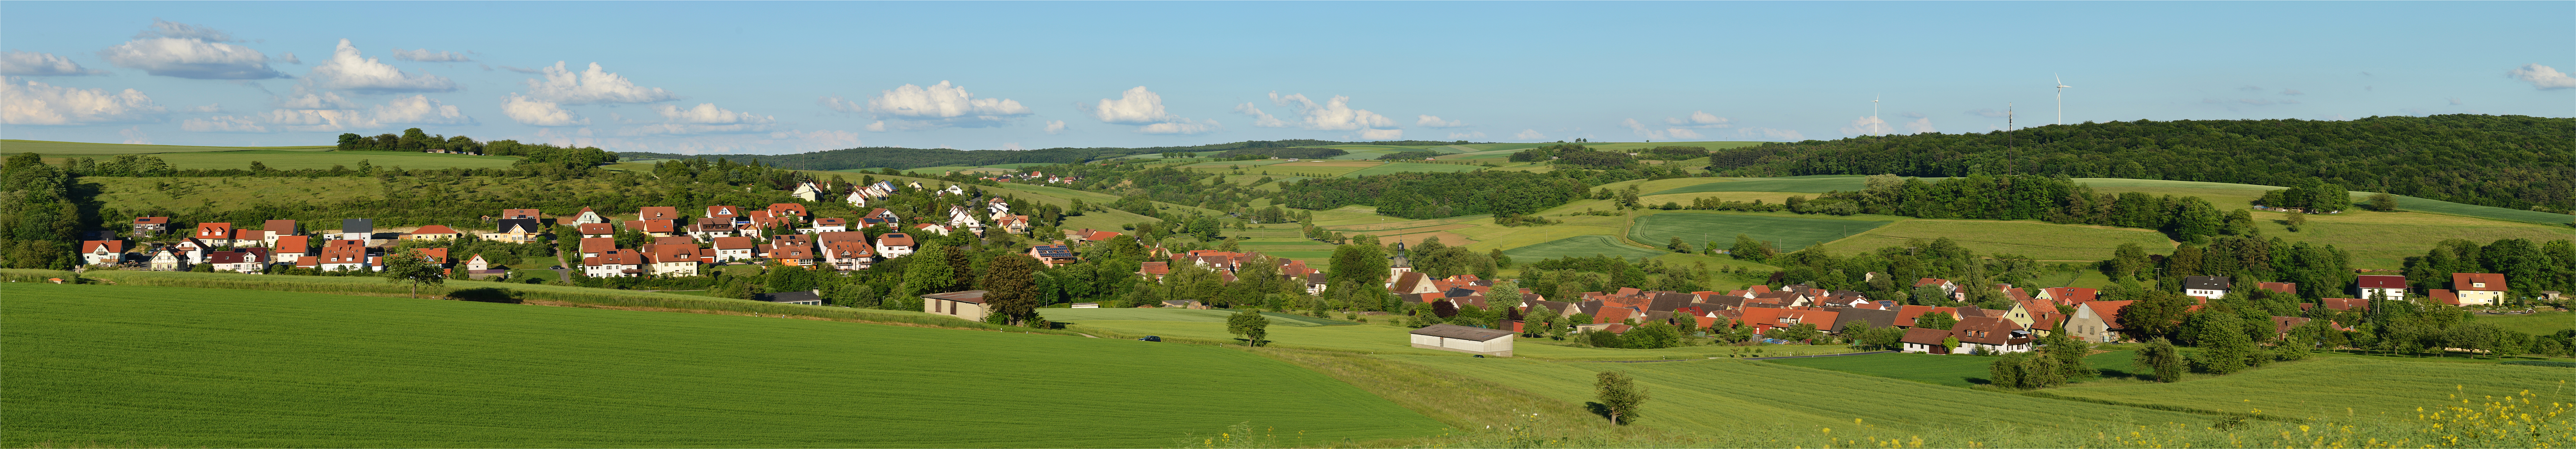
[1723,114,2576,213]
[1276,171,1591,219]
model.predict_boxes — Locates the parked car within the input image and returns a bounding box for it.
[549,265,564,269]
[1137,336,1161,342]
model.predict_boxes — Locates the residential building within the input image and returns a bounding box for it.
[823,239,875,271]
[316,240,372,272]
[583,249,645,277]
[484,219,544,243]
[875,233,916,257]
[922,290,991,321]
[710,236,756,262]
[406,225,461,241]
[1408,324,1515,357]
[2063,300,2132,343]
[573,207,609,224]
[2256,282,2297,296]
[910,222,951,236]
[132,217,172,238]
[806,217,849,234]
[992,215,1031,235]
[79,240,128,266]
[261,219,298,246]
[339,218,376,241]
[578,223,617,239]
[499,209,542,220]
[271,235,312,265]
[637,206,682,222]
[2183,276,2232,300]
[626,219,676,237]
[194,222,236,245]
[2452,273,2506,305]
[2356,275,2408,301]
[790,182,824,201]
[1899,328,1955,354]
[689,218,739,242]
[1028,242,1079,267]
[767,203,808,222]
[947,205,983,234]
[764,235,816,268]
[579,237,617,258]
[706,205,745,224]
[148,248,189,271]
[1952,316,2033,353]
[646,245,703,276]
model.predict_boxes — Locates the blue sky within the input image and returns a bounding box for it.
[5,1,2569,154]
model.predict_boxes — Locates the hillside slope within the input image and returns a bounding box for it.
[2,284,1442,448]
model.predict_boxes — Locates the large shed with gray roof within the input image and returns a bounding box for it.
[1408,324,1515,357]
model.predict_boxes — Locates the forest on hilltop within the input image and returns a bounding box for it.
[1708,114,2575,212]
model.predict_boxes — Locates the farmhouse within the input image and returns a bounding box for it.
[1899,327,1954,354]
[2063,300,2131,343]
[1408,324,1514,357]
[921,290,990,321]
[2183,276,2231,300]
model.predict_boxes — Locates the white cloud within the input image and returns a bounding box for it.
[1136,120,1216,135]
[1840,116,1894,136]
[497,65,542,74]
[1416,115,1469,128]
[274,87,357,110]
[2507,64,2575,90]
[1448,131,1485,139]
[1663,111,1732,128]
[186,103,223,113]
[118,125,149,144]
[1736,127,1806,141]
[1001,143,1027,150]
[1087,86,1182,124]
[1264,92,1397,131]
[1358,128,1403,140]
[826,81,1030,130]
[97,20,281,79]
[278,52,300,64]
[2,51,109,76]
[1044,120,1066,134]
[525,61,675,104]
[182,115,268,133]
[307,39,457,93]
[1903,117,1936,134]
[2447,97,2462,105]
[502,93,585,126]
[1513,129,1547,140]
[370,95,474,125]
[1233,102,1286,127]
[2,78,168,125]
[390,48,471,62]
[622,103,775,135]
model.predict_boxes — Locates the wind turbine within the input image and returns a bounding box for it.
[2054,74,2071,125]
[1871,95,1883,135]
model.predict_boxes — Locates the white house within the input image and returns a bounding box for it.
[583,249,645,277]
[573,207,609,224]
[805,217,849,234]
[791,181,824,201]
[874,233,917,258]
[1408,324,1514,357]
[2356,275,2409,302]
[2183,276,2232,300]
[948,205,984,234]
[80,240,128,266]
[986,198,1012,218]
[910,222,951,236]
[710,236,756,262]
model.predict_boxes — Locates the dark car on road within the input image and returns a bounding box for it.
[1137,336,1161,342]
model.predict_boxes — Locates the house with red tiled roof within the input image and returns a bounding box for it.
[403,225,461,241]
[1952,316,2032,353]
[2428,289,2461,305]
[637,207,682,221]
[271,235,312,264]
[645,244,704,276]
[79,240,129,266]
[2318,297,2369,311]
[626,219,676,237]
[260,219,298,246]
[2356,275,2408,301]
[767,203,808,222]
[578,237,617,258]
[710,236,755,262]
[2451,273,2506,305]
[1900,327,1955,354]
[578,223,616,239]
[499,209,542,220]
[2269,316,2312,339]
[583,249,644,278]
[2256,282,2297,295]
[193,222,236,245]
[2063,300,2132,343]
[2036,287,2098,305]
[874,233,916,257]
[823,239,875,271]
[132,216,172,238]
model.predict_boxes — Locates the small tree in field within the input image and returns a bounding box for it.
[381,248,446,299]
[1225,309,1270,346]
[2135,338,2185,382]
[2283,212,2306,232]
[1594,371,1649,424]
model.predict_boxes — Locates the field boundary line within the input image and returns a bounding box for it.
[1741,350,1895,360]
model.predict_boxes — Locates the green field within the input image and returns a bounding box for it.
[2042,356,2567,419]
[1057,314,1825,361]
[1761,351,2142,388]
[1627,212,1894,253]
[1644,175,1869,195]
[1387,355,2207,440]
[2,139,336,155]
[2472,311,2576,336]
[1813,219,2176,260]
[84,149,523,171]
[1042,308,1351,327]
[1499,235,1672,262]
[1339,162,1488,178]
[4,284,1443,448]
[2364,192,2576,226]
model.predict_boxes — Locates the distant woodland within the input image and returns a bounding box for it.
[1708,114,2575,212]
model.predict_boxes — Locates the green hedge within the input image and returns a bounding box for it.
[66,271,1077,336]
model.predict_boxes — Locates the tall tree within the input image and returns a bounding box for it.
[2135,338,2185,382]
[983,254,1040,324]
[1225,309,1270,346]
[903,246,954,295]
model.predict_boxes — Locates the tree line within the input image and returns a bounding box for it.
[1276,171,1591,220]
[1713,114,2575,214]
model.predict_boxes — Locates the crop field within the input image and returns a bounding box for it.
[1340,162,1488,178]
[2042,356,2567,419]
[1760,351,2142,387]
[2366,192,2576,226]
[1388,355,2208,440]
[1628,212,1894,253]
[1238,160,1385,178]
[2470,311,2576,337]
[1041,308,1349,326]
[2249,209,2576,269]
[1635,191,1804,206]
[1644,175,1870,195]
[4,284,1444,448]
[3,139,336,155]
[1812,219,2176,260]
[1500,235,1671,262]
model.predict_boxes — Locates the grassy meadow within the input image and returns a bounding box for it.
[2248,208,2576,269]
[1813,219,2178,261]
[4,284,1445,448]
[1627,211,1895,253]
[2041,356,2568,420]
[1500,235,1672,262]
[1760,351,2143,388]
[2470,311,2576,336]
[1056,313,1849,361]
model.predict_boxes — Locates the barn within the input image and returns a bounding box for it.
[1408,324,1514,357]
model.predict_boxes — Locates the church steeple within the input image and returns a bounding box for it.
[1388,241,1412,274]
